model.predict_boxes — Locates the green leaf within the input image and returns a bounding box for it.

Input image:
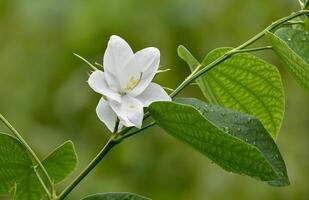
[177,45,200,70]
[177,45,216,101]
[0,132,45,200]
[267,28,309,90]
[81,192,151,200]
[149,98,289,186]
[42,141,78,184]
[0,133,78,199]
[180,46,285,139]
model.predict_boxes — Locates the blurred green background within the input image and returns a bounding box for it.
[0,0,308,200]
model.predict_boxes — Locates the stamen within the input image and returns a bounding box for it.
[124,72,143,92]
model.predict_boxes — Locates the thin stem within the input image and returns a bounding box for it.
[94,62,104,68]
[58,124,120,200]
[74,53,98,71]
[163,87,175,93]
[235,46,273,53]
[0,113,54,198]
[170,10,309,98]
[119,121,156,141]
[34,166,52,197]
[114,118,120,133]
[284,20,305,25]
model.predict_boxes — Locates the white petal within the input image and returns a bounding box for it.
[121,47,160,96]
[121,96,144,128]
[136,82,171,107]
[109,96,144,128]
[108,98,135,127]
[117,56,139,91]
[96,97,117,132]
[88,70,121,102]
[103,35,134,88]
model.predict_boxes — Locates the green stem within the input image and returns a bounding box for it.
[170,10,309,98]
[58,120,120,200]
[58,136,118,200]
[74,53,98,71]
[235,46,273,53]
[284,20,305,25]
[0,113,54,199]
[34,166,52,197]
[118,121,157,142]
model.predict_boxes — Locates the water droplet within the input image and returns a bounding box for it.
[247,117,252,123]
[204,108,209,113]
[305,32,309,35]
[223,127,229,133]
[287,38,291,41]
[220,112,226,117]
[237,127,241,131]
[245,138,249,142]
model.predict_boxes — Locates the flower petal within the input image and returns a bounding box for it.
[88,70,121,102]
[121,96,144,128]
[96,97,117,132]
[108,98,135,127]
[136,82,171,107]
[103,35,134,89]
[109,96,144,128]
[122,47,160,96]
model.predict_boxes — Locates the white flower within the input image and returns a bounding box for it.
[88,35,171,132]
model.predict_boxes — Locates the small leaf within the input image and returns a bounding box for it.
[181,46,285,139]
[267,28,309,90]
[0,132,45,200]
[81,192,151,200]
[42,141,78,184]
[149,98,289,186]
[177,45,200,70]
[177,45,220,104]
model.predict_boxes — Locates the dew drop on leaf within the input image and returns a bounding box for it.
[223,127,229,133]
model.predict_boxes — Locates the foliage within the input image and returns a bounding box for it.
[0,2,308,200]
[149,98,289,186]
[81,192,150,200]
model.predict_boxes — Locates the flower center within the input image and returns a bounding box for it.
[129,104,136,109]
[120,73,143,95]
[125,76,139,91]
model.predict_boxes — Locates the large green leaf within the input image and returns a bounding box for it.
[0,132,45,200]
[42,141,78,184]
[267,28,309,90]
[149,98,289,186]
[81,192,151,200]
[178,45,285,139]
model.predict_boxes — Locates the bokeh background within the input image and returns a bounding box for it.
[0,0,308,199]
